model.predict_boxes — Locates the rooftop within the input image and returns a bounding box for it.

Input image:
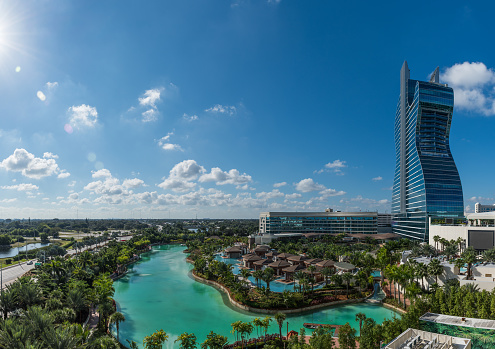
[385,328,470,349]
[420,312,495,330]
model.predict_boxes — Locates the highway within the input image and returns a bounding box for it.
[0,235,134,289]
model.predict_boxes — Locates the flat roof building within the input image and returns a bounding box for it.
[259,211,390,235]
[475,202,495,213]
[385,327,471,349]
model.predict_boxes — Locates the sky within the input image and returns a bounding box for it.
[1,0,495,219]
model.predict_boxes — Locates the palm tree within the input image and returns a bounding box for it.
[433,235,440,252]
[355,312,366,336]
[455,237,464,255]
[0,289,15,320]
[307,265,317,294]
[66,288,87,323]
[261,316,272,342]
[252,318,263,339]
[342,273,352,298]
[143,329,168,349]
[320,267,333,286]
[240,269,252,288]
[252,270,264,288]
[42,326,84,349]
[274,312,286,345]
[462,247,477,280]
[428,259,443,285]
[109,312,126,343]
[294,271,306,293]
[201,331,228,349]
[175,332,197,349]
[415,263,428,291]
[231,321,242,344]
[261,268,276,292]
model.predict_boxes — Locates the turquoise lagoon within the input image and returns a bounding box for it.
[113,245,398,348]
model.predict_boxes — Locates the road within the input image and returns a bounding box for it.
[0,236,134,289]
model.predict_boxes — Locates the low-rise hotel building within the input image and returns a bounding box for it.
[259,210,392,235]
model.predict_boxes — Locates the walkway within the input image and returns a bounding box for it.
[87,306,100,329]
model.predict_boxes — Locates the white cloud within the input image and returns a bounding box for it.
[372,176,383,181]
[92,169,112,179]
[205,104,236,116]
[285,193,302,199]
[169,160,205,180]
[183,113,198,122]
[57,171,71,179]
[123,178,144,189]
[0,148,61,179]
[441,62,495,116]
[319,188,346,197]
[68,181,76,187]
[157,160,205,193]
[142,109,158,122]
[46,82,58,89]
[0,198,16,203]
[158,132,183,151]
[199,167,252,185]
[139,88,162,109]
[68,104,98,129]
[157,178,197,192]
[43,152,58,159]
[273,182,287,188]
[294,178,326,192]
[1,183,39,191]
[256,189,284,200]
[315,159,347,175]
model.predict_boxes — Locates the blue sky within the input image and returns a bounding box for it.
[1,0,495,219]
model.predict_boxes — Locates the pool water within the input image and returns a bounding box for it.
[113,245,398,348]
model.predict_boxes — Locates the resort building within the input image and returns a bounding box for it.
[475,202,495,213]
[259,210,391,235]
[420,313,495,348]
[385,327,471,349]
[429,212,495,252]
[392,61,464,242]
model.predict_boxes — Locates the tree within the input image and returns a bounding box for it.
[262,268,276,292]
[355,312,366,336]
[342,273,352,298]
[109,311,125,343]
[143,329,168,349]
[252,270,264,288]
[320,267,333,286]
[427,259,443,284]
[338,322,357,349]
[462,247,477,280]
[240,269,252,288]
[307,265,317,294]
[201,331,228,349]
[444,244,458,261]
[415,263,428,291]
[433,235,440,252]
[309,326,334,349]
[358,318,381,349]
[175,332,197,349]
[275,312,286,345]
[261,316,272,342]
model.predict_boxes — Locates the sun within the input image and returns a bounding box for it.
[0,1,30,70]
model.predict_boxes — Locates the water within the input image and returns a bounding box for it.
[113,245,399,348]
[0,243,50,258]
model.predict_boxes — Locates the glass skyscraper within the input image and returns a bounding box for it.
[392,61,464,241]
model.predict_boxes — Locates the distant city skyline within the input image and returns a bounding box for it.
[1,1,495,219]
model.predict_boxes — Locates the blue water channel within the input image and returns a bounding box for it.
[113,245,399,348]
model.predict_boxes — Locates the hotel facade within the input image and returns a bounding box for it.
[392,61,464,241]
